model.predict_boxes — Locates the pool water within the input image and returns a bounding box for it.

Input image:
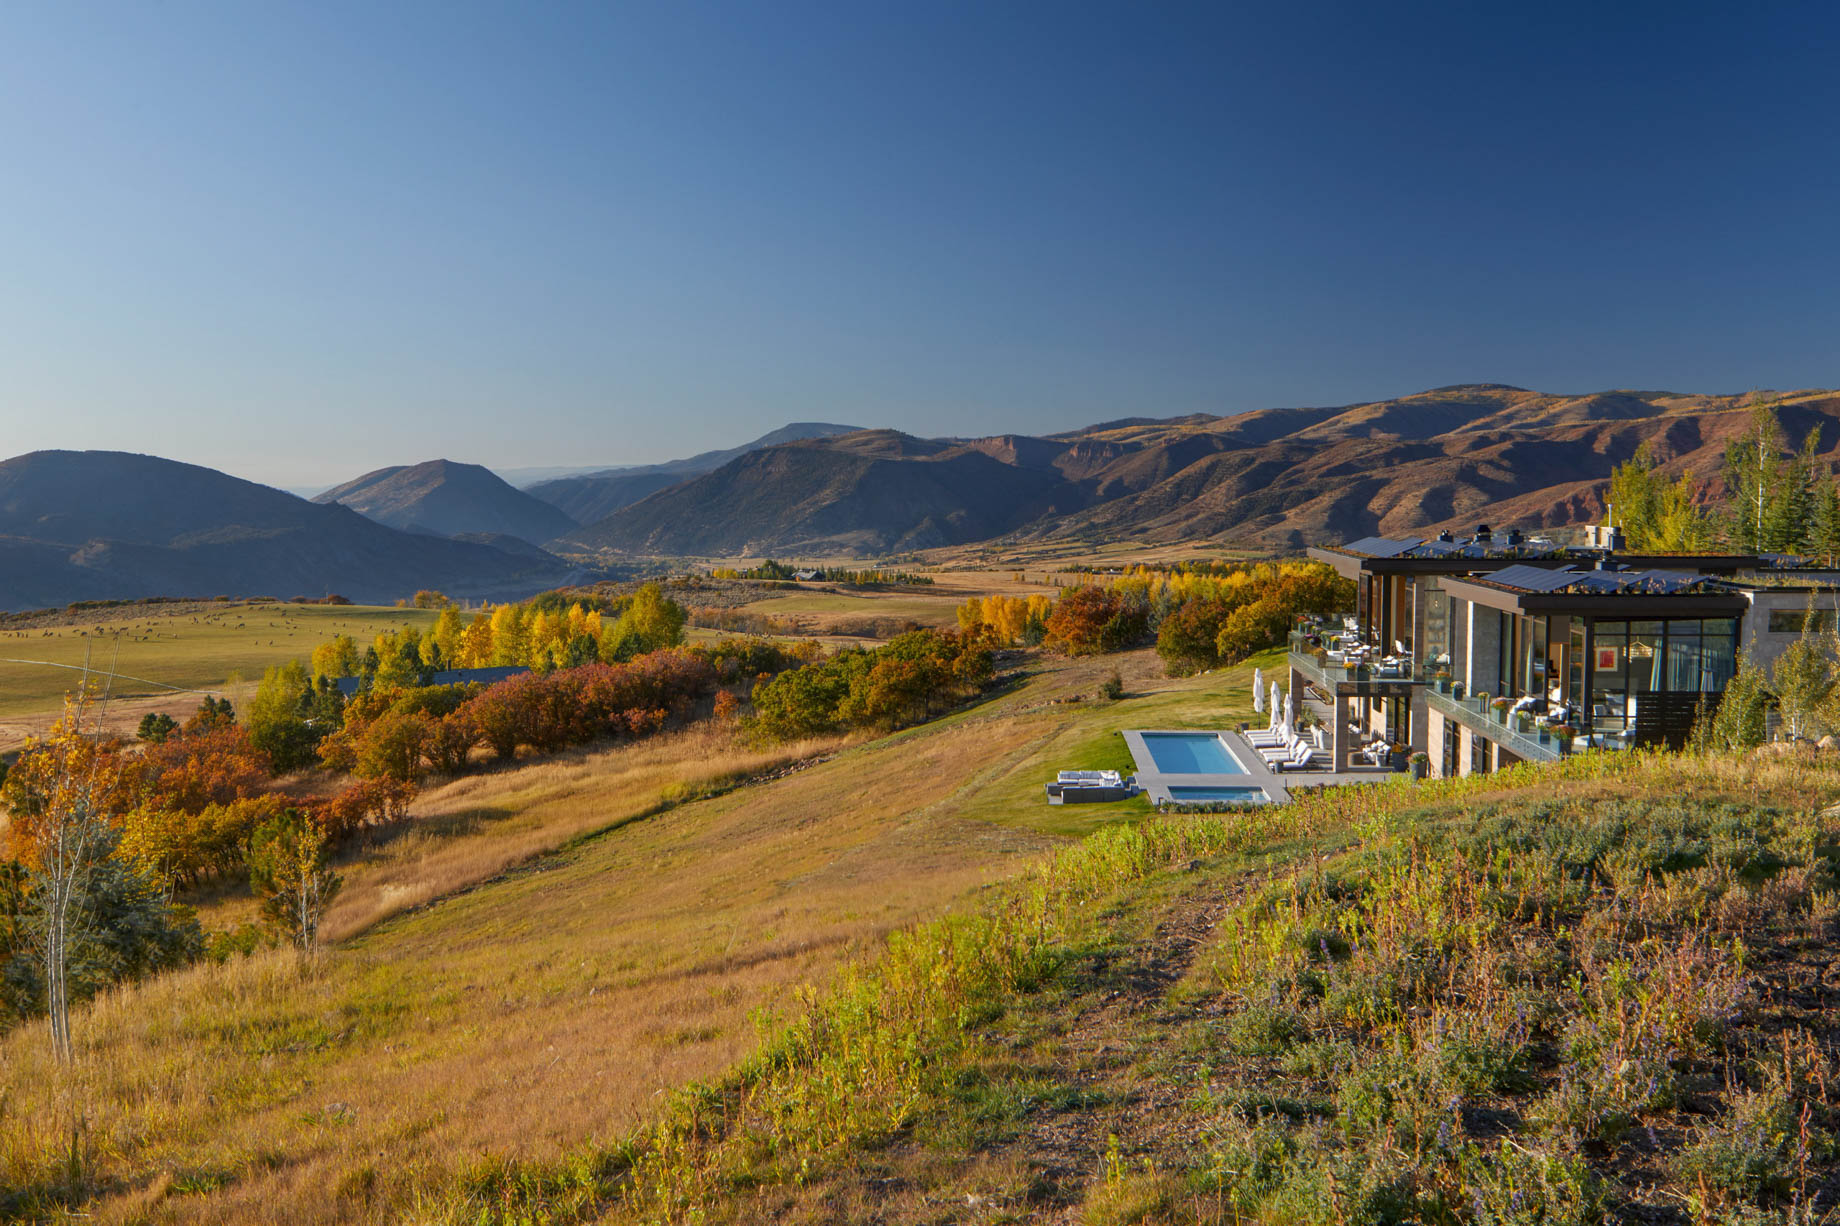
[1138,731,1245,774]
[1167,785,1269,804]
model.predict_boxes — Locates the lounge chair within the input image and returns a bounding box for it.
[1276,745,1320,771]
[1246,720,1290,746]
[1259,735,1304,763]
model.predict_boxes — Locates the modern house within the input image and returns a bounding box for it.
[1288,526,1840,779]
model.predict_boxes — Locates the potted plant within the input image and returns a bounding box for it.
[1343,657,1357,675]
[1514,709,1533,733]
[1433,669,1451,694]
[1490,696,1510,723]
[1555,726,1576,755]
[1314,646,1329,667]
[1408,751,1429,780]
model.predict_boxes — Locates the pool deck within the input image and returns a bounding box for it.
[1123,728,1396,805]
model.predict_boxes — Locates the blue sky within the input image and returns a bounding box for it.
[1,1,1836,487]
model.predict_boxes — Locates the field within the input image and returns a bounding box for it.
[0,602,439,749]
[0,636,1273,1223]
[396,750,1840,1226]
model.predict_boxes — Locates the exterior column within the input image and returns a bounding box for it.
[1332,691,1351,769]
[1466,604,1502,695]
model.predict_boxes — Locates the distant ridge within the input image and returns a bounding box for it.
[314,458,577,545]
[526,422,860,524]
[0,451,579,610]
[561,387,1840,556]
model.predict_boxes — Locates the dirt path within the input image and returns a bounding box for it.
[991,881,1231,1221]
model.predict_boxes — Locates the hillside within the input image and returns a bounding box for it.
[12,638,1835,1223]
[313,458,577,544]
[568,430,1085,555]
[0,450,580,609]
[565,387,1840,557]
[526,421,860,523]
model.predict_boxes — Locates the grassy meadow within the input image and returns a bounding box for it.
[405,751,1840,1226]
[0,602,439,749]
[0,634,1271,1223]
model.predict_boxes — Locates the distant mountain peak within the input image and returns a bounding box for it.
[314,458,578,545]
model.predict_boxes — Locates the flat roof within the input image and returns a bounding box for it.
[1441,567,1750,617]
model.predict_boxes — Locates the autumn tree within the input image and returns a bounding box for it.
[1606,443,1711,552]
[1691,650,1772,752]
[602,583,687,662]
[3,693,128,1059]
[248,810,341,953]
[310,634,361,681]
[430,604,464,667]
[485,604,524,668]
[457,609,495,667]
[245,660,321,772]
[1155,599,1232,675]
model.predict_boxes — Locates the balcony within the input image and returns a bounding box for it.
[1287,628,1425,697]
[1423,684,1564,764]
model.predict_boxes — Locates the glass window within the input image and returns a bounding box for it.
[1568,620,1587,713]
[1664,622,1701,691]
[1769,609,1838,633]
[1591,621,1629,733]
[1628,625,1662,695]
[1701,619,1737,690]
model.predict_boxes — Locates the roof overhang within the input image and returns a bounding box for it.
[1441,574,1748,618]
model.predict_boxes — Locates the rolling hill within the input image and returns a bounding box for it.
[0,451,581,610]
[567,430,1087,555]
[525,421,860,523]
[313,458,577,544]
[564,387,1840,556]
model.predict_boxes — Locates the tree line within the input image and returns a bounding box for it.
[1609,399,1840,557]
[309,582,689,686]
[954,561,1353,675]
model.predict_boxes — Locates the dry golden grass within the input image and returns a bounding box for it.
[0,648,1267,1223]
[320,726,845,942]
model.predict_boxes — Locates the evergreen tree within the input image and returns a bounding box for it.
[1809,472,1840,565]
[1721,402,1822,552]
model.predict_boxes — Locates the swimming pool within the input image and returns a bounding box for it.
[1136,731,1246,775]
[1166,785,1269,804]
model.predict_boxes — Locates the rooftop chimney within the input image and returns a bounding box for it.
[1435,529,1454,543]
[1504,527,1523,548]
[1474,523,1493,544]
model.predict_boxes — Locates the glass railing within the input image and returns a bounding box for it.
[1423,686,1567,762]
[1288,627,1426,685]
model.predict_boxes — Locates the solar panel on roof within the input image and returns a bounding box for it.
[1485,564,1580,592]
[1341,536,1422,558]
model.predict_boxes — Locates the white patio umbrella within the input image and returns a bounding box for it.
[1270,680,1283,724]
[1252,667,1265,713]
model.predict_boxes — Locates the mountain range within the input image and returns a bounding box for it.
[555,386,1840,556]
[0,451,581,611]
[522,422,860,523]
[10,386,1840,610]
